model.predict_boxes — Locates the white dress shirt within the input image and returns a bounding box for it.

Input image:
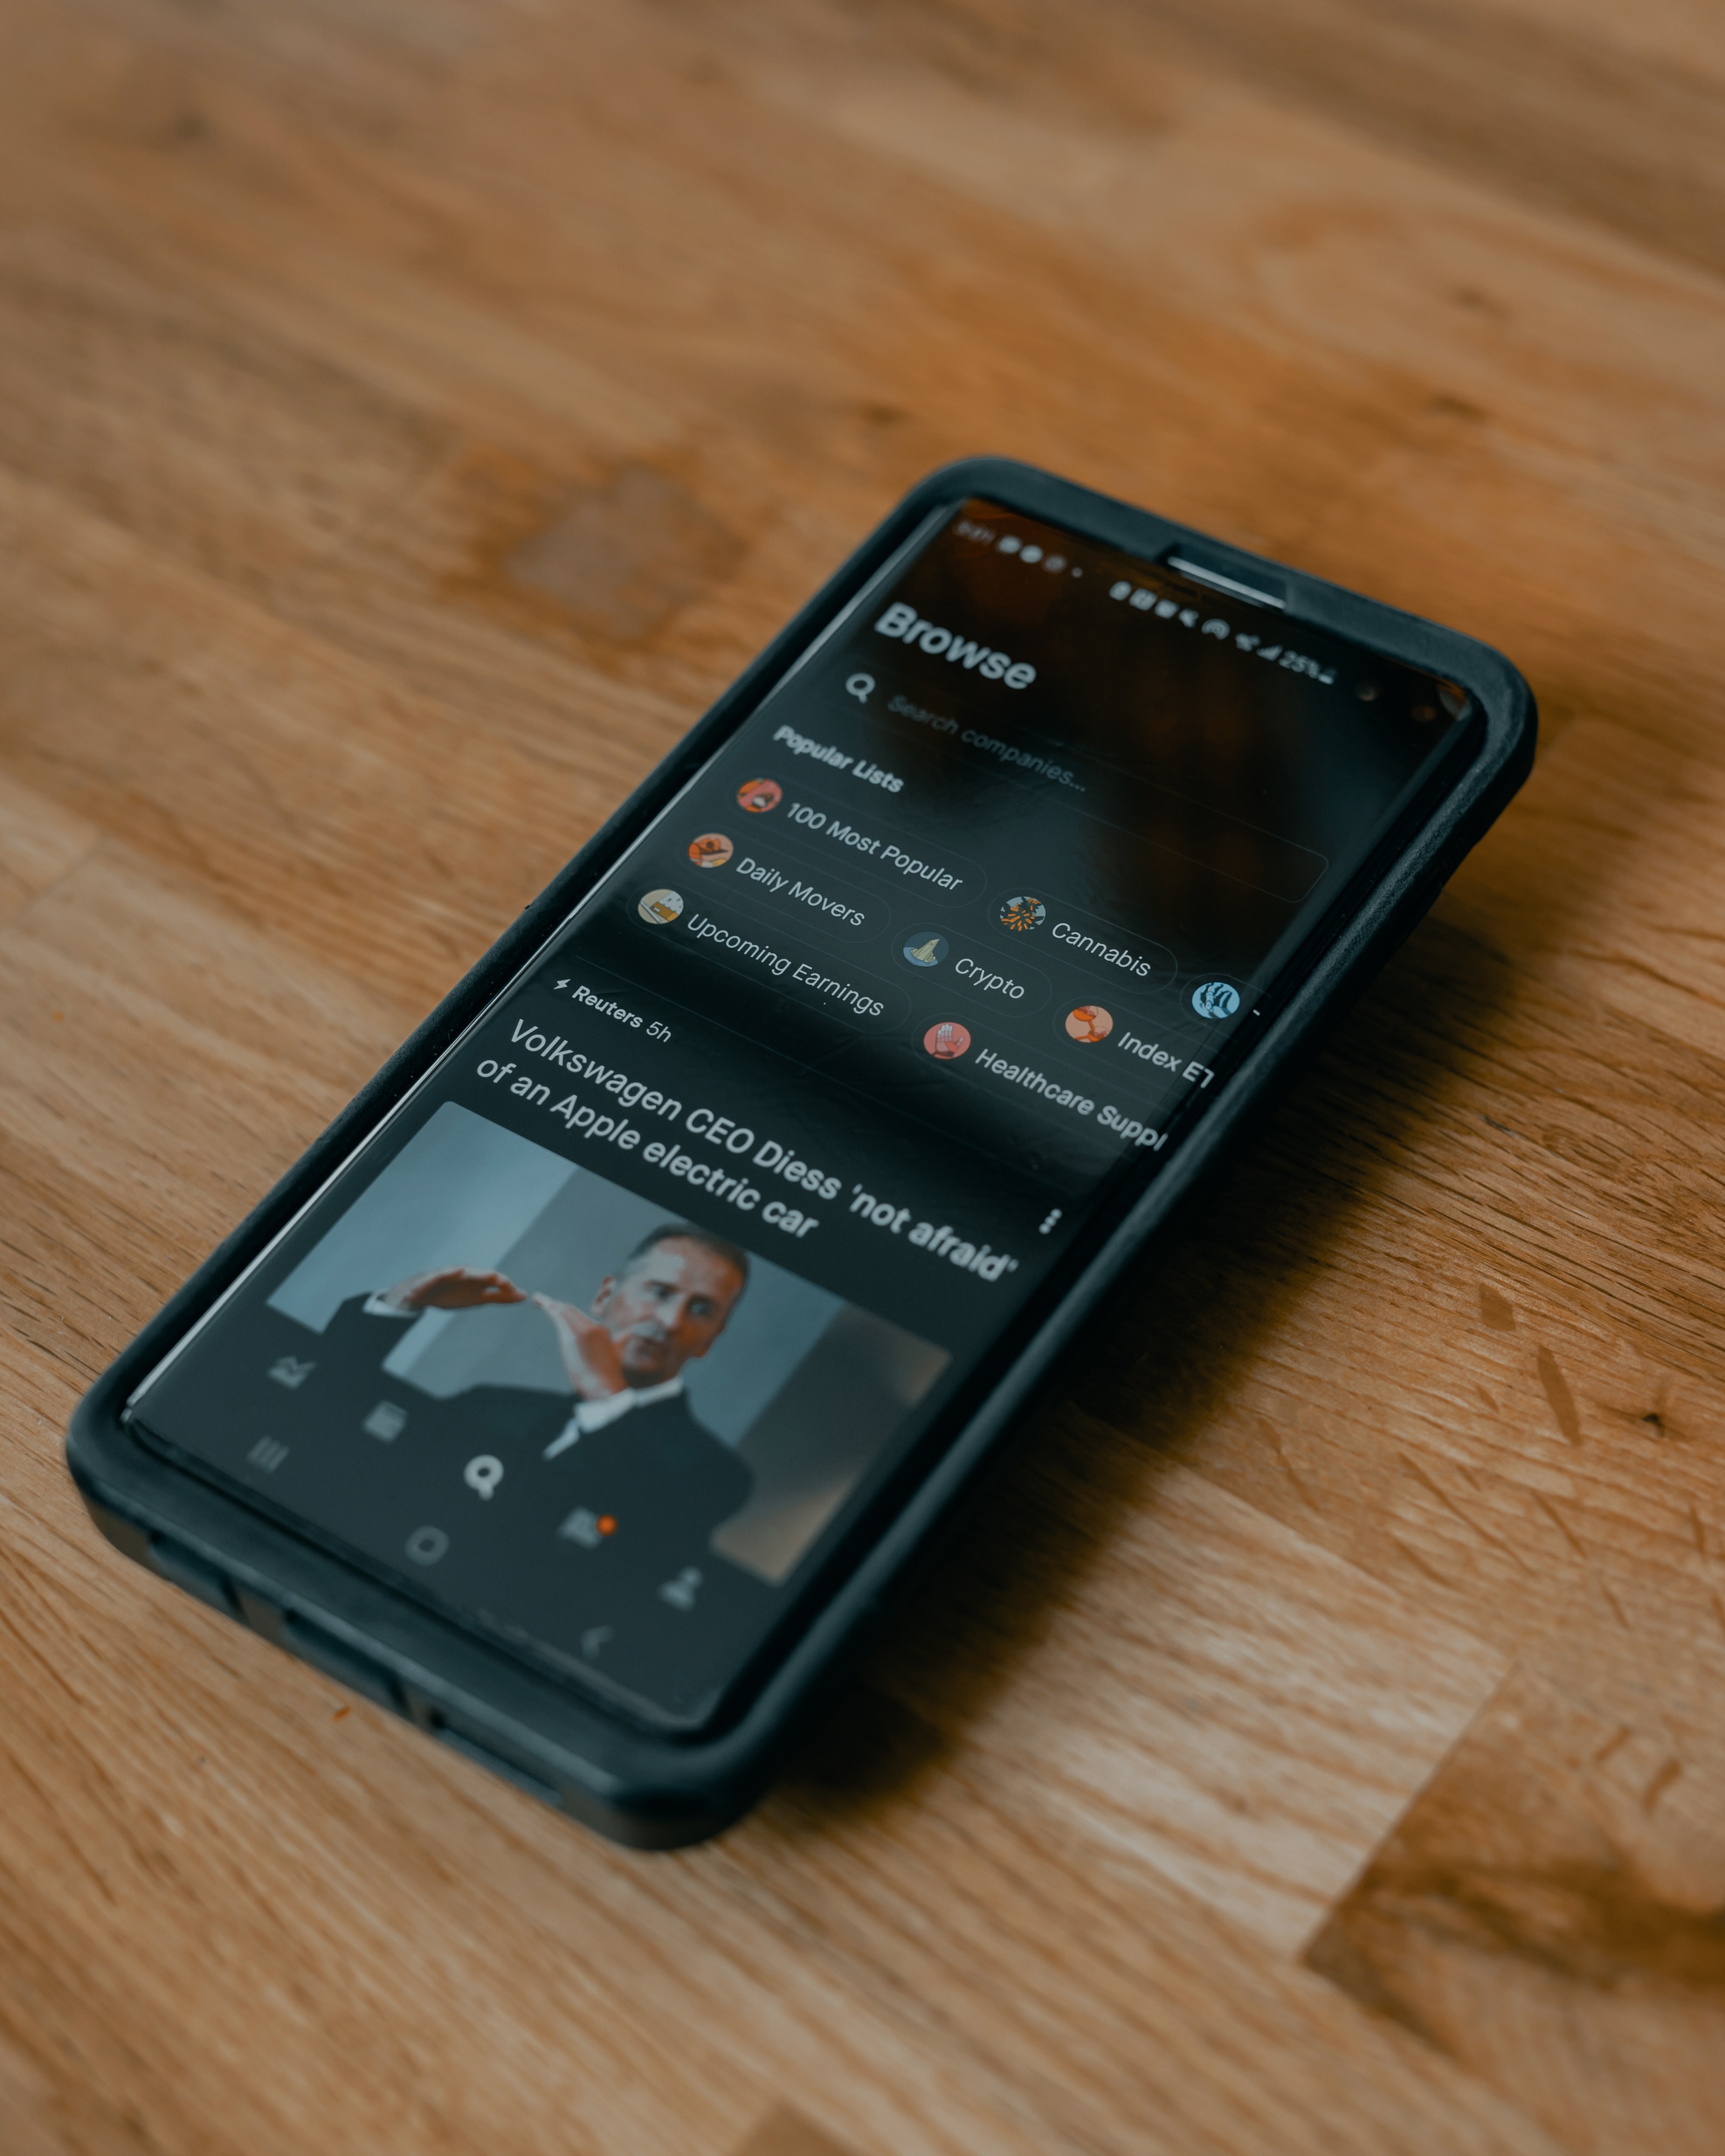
[542,1378,685,1458]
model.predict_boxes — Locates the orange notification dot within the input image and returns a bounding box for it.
[597,1516,617,1536]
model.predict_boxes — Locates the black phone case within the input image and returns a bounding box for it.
[66,458,1537,1846]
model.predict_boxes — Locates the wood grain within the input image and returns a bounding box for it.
[0,2,1722,2150]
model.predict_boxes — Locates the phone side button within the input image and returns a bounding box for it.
[147,1535,238,1617]
[280,1613,404,1713]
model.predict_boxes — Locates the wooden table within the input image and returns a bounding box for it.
[2,4,1722,2150]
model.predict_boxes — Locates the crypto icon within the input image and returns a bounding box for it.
[638,887,684,924]
[1191,980,1241,1020]
[923,1020,972,1060]
[1065,1004,1113,1044]
[998,894,1046,933]
[688,831,734,868]
[901,930,948,968]
[736,777,782,814]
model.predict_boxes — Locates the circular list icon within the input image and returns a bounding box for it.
[638,888,684,925]
[1190,980,1241,1020]
[998,894,1046,933]
[736,777,782,814]
[688,831,734,868]
[1065,1004,1113,1043]
[923,1020,972,1060]
[901,930,948,968]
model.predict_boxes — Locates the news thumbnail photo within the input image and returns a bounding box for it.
[268,1103,950,1582]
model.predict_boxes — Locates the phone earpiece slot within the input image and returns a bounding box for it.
[1162,550,1287,609]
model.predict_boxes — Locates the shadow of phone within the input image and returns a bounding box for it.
[766,907,1527,1836]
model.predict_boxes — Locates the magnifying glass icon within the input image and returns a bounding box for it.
[464,1454,505,1501]
[846,673,875,703]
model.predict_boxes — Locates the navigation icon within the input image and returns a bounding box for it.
[464,1454,505,1501]
[658,1567,703,1612]
[405,1526,448,1566]
[558,1507,618,1550]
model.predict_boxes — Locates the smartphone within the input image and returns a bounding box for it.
[68,459,1535,1844]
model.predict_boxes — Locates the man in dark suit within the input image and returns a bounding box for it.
[278,1224,755,1620]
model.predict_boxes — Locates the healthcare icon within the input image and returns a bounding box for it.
[688,832,735,869]
[901,930,949,969]
[923,1020,972,1060]
[638,887,685,925]
[1065,1005,1113,1044]
[1190,980,1241,1020]
[736,777,782,814]
[998,894,1046,934]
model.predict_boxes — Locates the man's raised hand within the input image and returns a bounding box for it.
[532,1293,626,1400]
[380,1267,527,1312]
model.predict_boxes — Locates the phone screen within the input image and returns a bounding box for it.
[130,498,1475,1727]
